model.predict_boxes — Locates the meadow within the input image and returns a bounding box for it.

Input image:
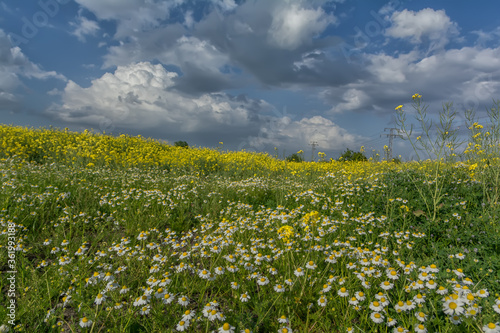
[1,97,500,332]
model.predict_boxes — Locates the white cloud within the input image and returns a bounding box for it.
[385,8,459,49]
[46,62,267,133]
[268,4,336,50]
[329,88,370,113]
[74,0,184,38]
[70,15,100,42]
[211,0,238,12]
[247,115,363,152]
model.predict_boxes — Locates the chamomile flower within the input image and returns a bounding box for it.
[386,317,397,327]
[483,323,500,333]
[294,267,304,277]
[274,284,286,293]
[354,291,366,301]
[443,299,464,316]
[94,293,106,305]
[380,281,394,290]
[415,311,427,322]
[370,312,384,324]
[318,295,327,307]
[278,315,289,324]
[240,293,250,302]
[219,323,235,333]
[414,324,427,333]
[139,305,150,315]
[338,287,349,297]
[306,261,317,270]
[178,296,189,307]
[393,327,409,333]
[369,301,384,312]
[257,276,269,286]
[176,320,189,332]
[79,317,92,328]
[182,310,195,321]
[493,302,500,314]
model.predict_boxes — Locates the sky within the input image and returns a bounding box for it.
[1,0,500,160]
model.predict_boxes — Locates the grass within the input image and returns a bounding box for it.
[1,106,500,332]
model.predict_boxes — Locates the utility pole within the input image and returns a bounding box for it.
[381,128,403,160]
[309,141,318,162]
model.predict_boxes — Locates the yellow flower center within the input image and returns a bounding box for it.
[373,301,380,307]
[488,323,496,329]
[223,323,230,330]
[449,302,457,309]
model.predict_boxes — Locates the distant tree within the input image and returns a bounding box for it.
[339,148,367,162]
[286,153,304,162]
[174,141,189,148]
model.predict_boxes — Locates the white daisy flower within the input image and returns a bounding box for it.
[218,323,235,333]
[370,312,384,324]
[176,320,189,332]
[240,293,250,302]
[178,295,189,307]
[483,323,500,333]
[79,317,92,328]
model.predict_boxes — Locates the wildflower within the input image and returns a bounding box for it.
[443,299,464,316]
[483,323,500,333]
[294,267,304,277]
[415,311,427,322]
[436,286,448,295]
[79,317,92,328]
[278,327,292,333]
[318,295,327,307]
[176,320,189,332]
[348,297,359,306]
[412,93,422,99]
[278,315,289,324]
[274,284,286,293]
[370,312,384,324]
[395,105,403,110]
[231,282,239,290]
[305,261,317,270]
[240,293,250,302]
[394,301,406,313]
[140,305,150,315]
[241,329,252,333]
[219,323,235,333]
[178,296,189,307]
[322,283,332,293]
[393,327,409,333]
[369,301,384,312]
[215,267,225,275]
[94,293,106,305]
[387,269,399,280]
[120,286,130,294]
[494,302,500,314]
[476,289,489,298]
[380,281,393,290]
[338,287,349,297]
[386,317,397,327]
[257,276,269,286]
[182,310,195,321]
[414,325,427,333]
[354,291,365,301]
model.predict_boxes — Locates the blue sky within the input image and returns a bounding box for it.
[1,0,500,160]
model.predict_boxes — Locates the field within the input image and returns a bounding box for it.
[1,122,500,333]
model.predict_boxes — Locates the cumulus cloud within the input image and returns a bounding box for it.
[46,62,272,141]
[268,4,336,50]
[320,45,500,116]
[385,8,459,50]
[246,115,364,153]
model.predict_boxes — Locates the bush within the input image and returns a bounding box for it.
[174,141,189,148]
[286,153,304,162]
[339,148,367,162]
